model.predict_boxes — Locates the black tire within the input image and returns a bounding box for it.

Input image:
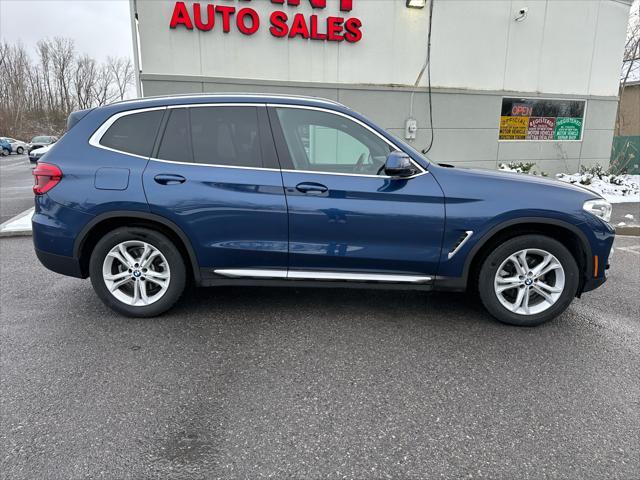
[478,234,580,327]
[89,227,186,317]
[17,147,24,154]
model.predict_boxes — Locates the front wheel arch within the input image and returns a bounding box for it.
[465,219,591,295]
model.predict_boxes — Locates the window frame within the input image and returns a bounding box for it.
[90,103,427,178]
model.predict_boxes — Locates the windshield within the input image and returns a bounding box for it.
[31,136,50,143]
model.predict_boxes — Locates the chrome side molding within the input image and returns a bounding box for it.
[214,269,432,284]
[213,269,287,279]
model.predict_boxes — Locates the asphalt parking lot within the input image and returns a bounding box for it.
[1,235,638,479]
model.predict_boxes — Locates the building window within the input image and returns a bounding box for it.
[499,97,586,141]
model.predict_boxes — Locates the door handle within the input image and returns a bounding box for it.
[295,182,328,195]
[154,174,186,185]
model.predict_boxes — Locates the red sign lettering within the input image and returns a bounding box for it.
[169,1,362,43]
[270,0,353,12]
[170,1,193,29]
[512,103,533,117]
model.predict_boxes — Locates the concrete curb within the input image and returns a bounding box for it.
[0,208,34,238]
[0,229,33,238]
[615,226,640,236]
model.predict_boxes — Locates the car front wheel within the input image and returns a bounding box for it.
[17,147,24,154]
[478,234,580,326]
[89,227,186,317]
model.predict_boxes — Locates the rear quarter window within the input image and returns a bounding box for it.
[99,110,164,157]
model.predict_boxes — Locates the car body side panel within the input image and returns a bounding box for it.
[143,161,289,270]
[428,165,615,284]
[35,106,154,219]
[30,107,158,259]
[281,171,445,275]
[33,195,95,258]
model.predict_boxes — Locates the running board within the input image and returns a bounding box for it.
[214,269,432,284]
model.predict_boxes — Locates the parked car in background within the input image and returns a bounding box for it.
[28,135,58,153]
[28,144,53,163]
[31,94,615,326]
[5,138,28,154]
[0,138,12,156]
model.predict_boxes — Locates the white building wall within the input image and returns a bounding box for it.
[136,0,630,97]
[133,0,632,174]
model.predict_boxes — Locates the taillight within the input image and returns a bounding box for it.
[33,163,63,195]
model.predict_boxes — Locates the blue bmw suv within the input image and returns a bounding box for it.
[32,94,615,326]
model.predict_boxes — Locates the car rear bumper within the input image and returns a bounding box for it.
[32,195,94,278]
[35,247,83,278]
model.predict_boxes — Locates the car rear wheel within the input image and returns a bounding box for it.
[478,234,579,326]
[89,227,186,317]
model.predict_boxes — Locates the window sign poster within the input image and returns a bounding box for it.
[554,117,583,140]
[527,117,556,140]
[499,98,586,141]
[500,116,528,140]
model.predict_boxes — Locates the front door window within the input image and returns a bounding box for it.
[275,107,393,176]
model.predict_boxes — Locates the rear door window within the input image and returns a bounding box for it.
[157,109,192,163]
[190,106,263,168]
[99,110,164,157]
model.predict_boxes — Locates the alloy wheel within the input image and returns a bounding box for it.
[102,240,171,307]
[493,248,565,316]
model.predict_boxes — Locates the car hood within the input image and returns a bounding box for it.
[448,166,603,199]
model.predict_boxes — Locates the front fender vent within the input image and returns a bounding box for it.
[448,231,473,259]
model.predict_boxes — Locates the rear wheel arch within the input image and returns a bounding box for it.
[75,212,200,284]
[465,218,592,294]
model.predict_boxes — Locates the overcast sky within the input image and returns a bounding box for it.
[0,0,133,61]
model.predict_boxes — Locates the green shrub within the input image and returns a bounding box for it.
[499,162,547,177]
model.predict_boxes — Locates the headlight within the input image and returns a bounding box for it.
[583,199,612,223]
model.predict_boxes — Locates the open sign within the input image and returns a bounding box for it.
[511,104,533,117]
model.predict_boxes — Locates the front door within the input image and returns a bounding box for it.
[269,106,445,279]
[143,105,288,273]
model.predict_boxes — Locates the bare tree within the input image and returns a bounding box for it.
[0,37,134,140]
[74,55,98,110]
[93,63,118,107]
[108,57,134,101]
[50,37,76,114]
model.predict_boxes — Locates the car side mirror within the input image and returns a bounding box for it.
[384,151,415,177]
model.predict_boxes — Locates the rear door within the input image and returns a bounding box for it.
[143,104,289,273]
[269,105,445,279]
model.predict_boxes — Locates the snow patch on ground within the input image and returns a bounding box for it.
[555,174,640,204]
